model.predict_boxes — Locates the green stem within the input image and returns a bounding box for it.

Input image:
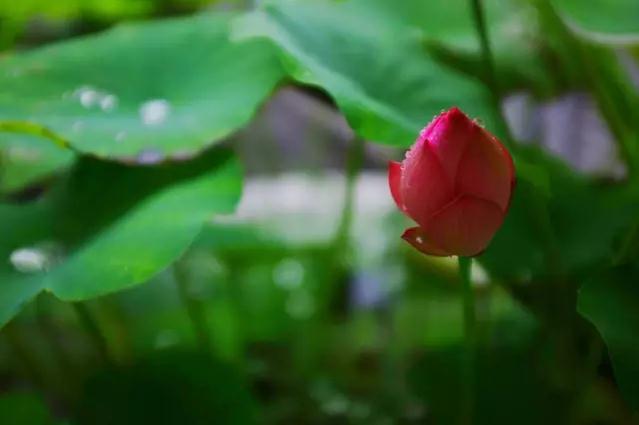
[614,221,639,265]
[72,302,112,366]
[469,0,515,150]
[470,0,498,99]
[458,256,476,425]
[332,137,364,247]
[173,262,212,355]
[535,0,639,180]
[470,0,564,275]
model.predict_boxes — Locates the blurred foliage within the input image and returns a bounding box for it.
[233,0,500,147]
[0,148,241,327]
[0,12,283,160]
[76,350,256,425]
[579,265,639,412]
[550,0,639,39]
[1,0,639,423]
[0,391,53,425]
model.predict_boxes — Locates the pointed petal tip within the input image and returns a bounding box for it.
[446,106,470,122]
[447,106,463,115]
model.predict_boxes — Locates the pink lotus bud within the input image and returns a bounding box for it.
[388,107,515,257]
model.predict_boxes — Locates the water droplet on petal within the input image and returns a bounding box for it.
[139,99,171,126]
[415,236,423,244]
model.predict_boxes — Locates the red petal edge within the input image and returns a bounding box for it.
[401,227,451,257]
[388,161,403,211]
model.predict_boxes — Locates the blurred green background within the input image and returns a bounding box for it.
[1,0,639,423]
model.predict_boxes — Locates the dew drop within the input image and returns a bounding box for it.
[415,236,424,244]
[99,94,118,112]
[74,85,99,108]
[10,247,48,273]
[139,99,171,126]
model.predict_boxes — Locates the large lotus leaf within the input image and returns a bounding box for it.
[343,0,556,96]
[0,133,74,194]
[0,12,284,160]
[551,0,639,42]
[0,148,242,328]
[232,0,499,147]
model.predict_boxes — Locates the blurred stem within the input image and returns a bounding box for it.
[333,136,364,247]
[72,302,112,366]
[614,222,639,265]
[458,256,476,425]
[468,0,514,149]
[470,0,497,99]
[173,261,212,355]
[536,0,639,180]
[95,299,134,364]
[36,295,78,395]
[471,0,564,274]
[322,136,364,304]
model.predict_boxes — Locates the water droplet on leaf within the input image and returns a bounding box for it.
[9,247,48,273]
[139,99,171,126]
[99,94,118,112]
[74,85,99,108]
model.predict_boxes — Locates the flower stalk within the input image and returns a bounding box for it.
[458,256,476,425]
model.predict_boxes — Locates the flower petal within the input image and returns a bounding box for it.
[388,161,404,211]
[401,227,451,256]
[455,127,514,211]
[424,195,504,257]
[423,107,474,183]
[401,141,455,225]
